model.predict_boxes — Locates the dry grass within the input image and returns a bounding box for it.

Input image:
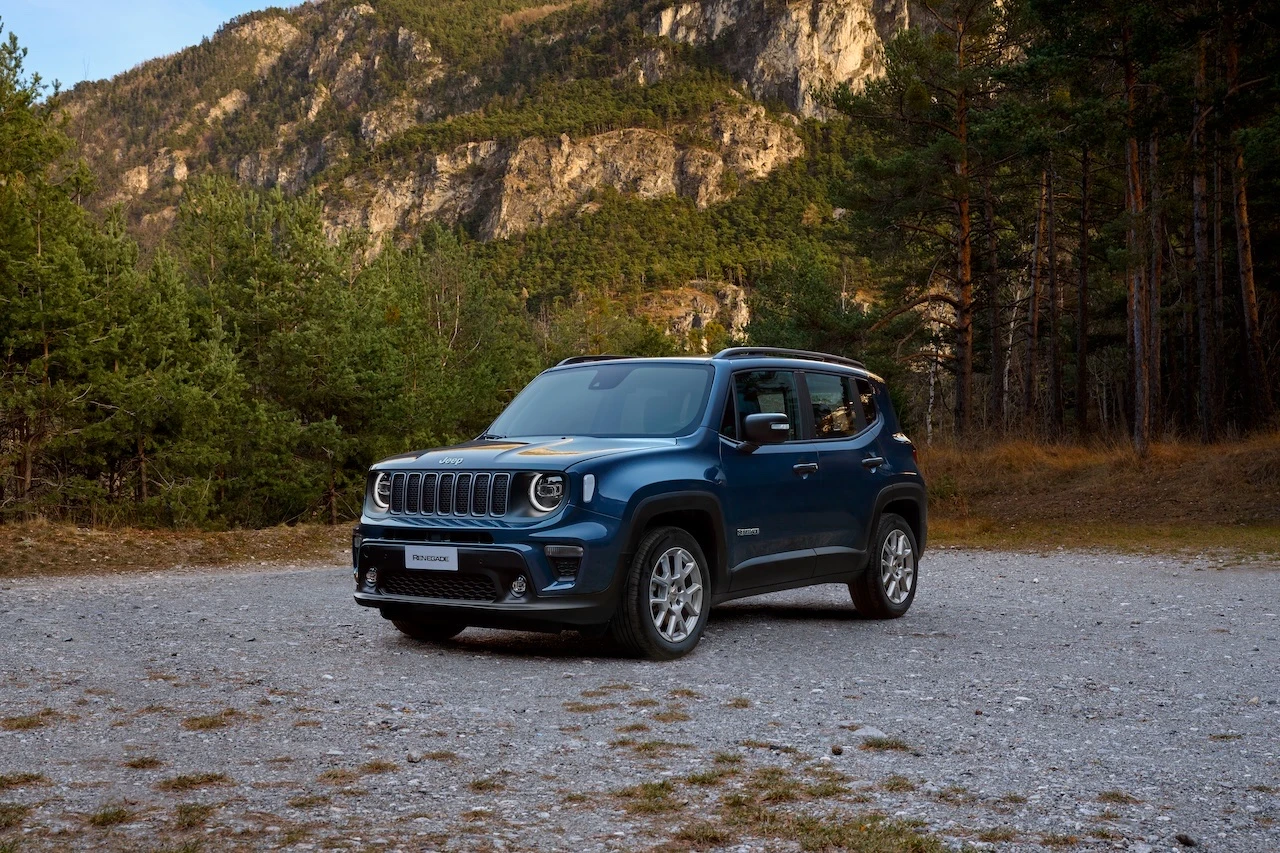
[923,436,1280,556]
[86,804,135,827]
[173,802,217,830]
[977,826,1018,842]
[616,780,681,814]
[653,707,692,723]
[180,709,243,731]
[467,776,505,793]
[0,772,46,791]
[859,736,914,753]
[1097,790,1141,804]
[123,756,163,770]
[563,701,617,713]
[155,772,229,792]
[1,709,58,730]
[0,519,346,579]
[498,1,579,31]
[880,774,917,793]
[0,804,31,831]
[725,697,751,709]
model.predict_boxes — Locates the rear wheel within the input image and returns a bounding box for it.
[849,513,918,619]
[390,619,466,642]
[610,526,710,660]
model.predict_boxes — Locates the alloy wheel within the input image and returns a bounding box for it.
[880,529,915,605]
[648,546,703,643]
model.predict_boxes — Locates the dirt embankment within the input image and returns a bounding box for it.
[922,434,1280,555]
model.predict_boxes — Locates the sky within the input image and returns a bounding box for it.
[4,0,282,89]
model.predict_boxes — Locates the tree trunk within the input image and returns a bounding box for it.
[983,177,1004,432]
[1046,154,1063,434]
[1125,35,1150,457]
[954,43,974,438]
[1076,145,1091,437]
[1148,136,1163,433]
[1023,169,1048,427]
[1192,35,1217,442]
[1226,28,1276,425]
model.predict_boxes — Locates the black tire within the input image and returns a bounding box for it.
[390,619,467,642]
[609,526,711,660]
[849,513,918,619]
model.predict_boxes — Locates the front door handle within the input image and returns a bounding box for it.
[862,456,885,469]
[792,462,818,477]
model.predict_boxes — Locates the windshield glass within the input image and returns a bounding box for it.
[487,363,714,438]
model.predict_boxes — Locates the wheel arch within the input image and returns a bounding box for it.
[622,491,728,595]
[870,481,928,555]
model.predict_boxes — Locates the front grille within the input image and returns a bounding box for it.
[387,470,513,517]
[379,570,499,601]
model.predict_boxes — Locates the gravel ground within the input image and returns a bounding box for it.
[0,548,1277,852]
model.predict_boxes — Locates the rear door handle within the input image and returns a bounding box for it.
[792,462,818,476]
[862,456,885,469]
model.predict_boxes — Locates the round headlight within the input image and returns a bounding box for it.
[528,473,565,513]
[372,473,391,510]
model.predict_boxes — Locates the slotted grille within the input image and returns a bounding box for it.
[421,473,437,514]
[491,474,510,515]
[454,474,472,516]
[406,473,421,513]
[384,470,513,517]
[472,474,490,515]
[390,473,406,513]
[438,473,454,514]
[380,570,498,601]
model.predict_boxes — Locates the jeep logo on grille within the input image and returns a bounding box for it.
[437,456,464,465]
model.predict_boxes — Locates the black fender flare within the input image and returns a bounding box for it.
[865,480,929,556]
[620,490,730,595]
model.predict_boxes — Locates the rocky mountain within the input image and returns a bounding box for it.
[63,0,914,249]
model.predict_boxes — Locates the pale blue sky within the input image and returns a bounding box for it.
[4,0,283,89]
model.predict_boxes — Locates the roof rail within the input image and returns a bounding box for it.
[713,347,867,370]
[555,354,636,367]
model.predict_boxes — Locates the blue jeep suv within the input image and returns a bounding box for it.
[353,348,926,659]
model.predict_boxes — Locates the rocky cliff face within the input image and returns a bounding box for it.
[325,102,802,243]
[649,0,914,117]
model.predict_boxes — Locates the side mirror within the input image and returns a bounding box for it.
[743,412,789,445]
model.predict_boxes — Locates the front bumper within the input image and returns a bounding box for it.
[352,523,624,630]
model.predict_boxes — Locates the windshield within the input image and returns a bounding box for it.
[487,363,714,438]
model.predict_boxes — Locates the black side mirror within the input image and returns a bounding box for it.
[743,412,789,445]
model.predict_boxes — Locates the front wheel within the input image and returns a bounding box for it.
[849,513,918,619]
[610,526,711,660]
[390,619,467,642]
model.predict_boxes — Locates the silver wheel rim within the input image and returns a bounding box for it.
[649,547,703,643]
[880,529,915,605]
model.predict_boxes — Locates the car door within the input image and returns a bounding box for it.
[718,369,822,591]
[804,372,885,578]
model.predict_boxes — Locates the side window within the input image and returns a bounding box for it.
[805,373,860,439]
[733,371,801,440]
[855,377,879,425]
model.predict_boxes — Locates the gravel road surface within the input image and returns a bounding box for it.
[1,549,1277,852]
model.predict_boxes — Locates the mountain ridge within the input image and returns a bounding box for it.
[62,0,910,246]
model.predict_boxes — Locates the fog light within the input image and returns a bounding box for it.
[511,575,528,596]
[545,545,583,579]
[365,566,378,589]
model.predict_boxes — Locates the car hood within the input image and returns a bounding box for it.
[372,436,678,471]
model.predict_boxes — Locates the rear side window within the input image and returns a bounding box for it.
[733,371,801,440]
[805,373,861,439]
[856,377,879,425]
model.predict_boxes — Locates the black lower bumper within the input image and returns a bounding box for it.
[354,588,619,632]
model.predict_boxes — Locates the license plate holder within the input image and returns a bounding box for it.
[404,545,459,572]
